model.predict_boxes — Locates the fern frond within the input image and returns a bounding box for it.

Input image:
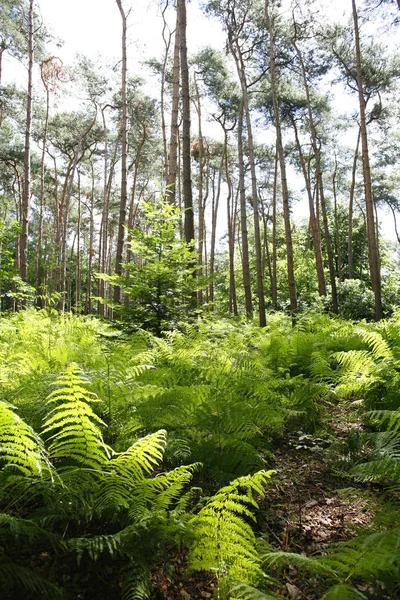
[111,430,167,481]
[42,364,110,470]
[319,584,367,600]
[0,401,50,476]
[262,551,335,577]
[68,533,120,564]
[0,562,64,598]
[188,471,274,585]
[321,528,400,583]
[229,582,280,600]
[357,328,393,360]
[121,564,152,600]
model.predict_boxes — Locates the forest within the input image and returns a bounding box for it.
[0,0,400,598]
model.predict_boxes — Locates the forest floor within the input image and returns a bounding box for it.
[150,403,381,600]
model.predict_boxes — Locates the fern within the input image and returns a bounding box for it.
[228,583,279,600]
[0,563,64,598]
[188,470,275,588]
[42,364,110,470]
[319,584,367,600]
[0,400,50,476]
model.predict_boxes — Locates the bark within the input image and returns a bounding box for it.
[290,113,326,297]
[85,163,95,314]
[332,155,342,282]
[266,0,297,315]
[229,30,266,326]
[160,1,172,179]
[166,1,181,203]
[237,100,253,317]
[352,0,383,320]
[224,127,238,316]
[114,0,129,304]
[194,75,206,305]
[59,113,97,311]
[179,0,195,245]
[76,172,81,312]
[348,128,361,279]
[271,148,278,310]
[20,0,34,289]
[209,157,223,308]
[318,175,338,314]
[36,79,50,307]
[291,35,336,311]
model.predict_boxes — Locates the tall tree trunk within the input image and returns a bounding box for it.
[179,0,195,245]
[348,128,360,279]
[266,0,297,315]
[271,147,278,310]
[229,32,266,326]
[332,155,342,282]
[160,0,172,179]
[291,36,337,312]
[224,127,238,316]
[209,157,223,308]
[194,74,205,305]
[114,0,129,304]
[36,74,50,307]
[290,113,326,296]
[166,1,181,203]
[318,174,338,314]
[85,162,95,315]
[352,0,383,320]
[20,0,34,290]
[76,172,81,312]
[237,100,253,317]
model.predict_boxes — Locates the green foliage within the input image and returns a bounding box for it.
[99,198,201,334]
[188,471,275,590]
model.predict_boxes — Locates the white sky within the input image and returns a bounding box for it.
[2,0,398,243]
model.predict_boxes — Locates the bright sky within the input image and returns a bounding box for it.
[2,0,398,243]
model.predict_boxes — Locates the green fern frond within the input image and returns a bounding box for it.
[262,551,335,577]
[0,514,62,549]
[111,430,167,481]
[68,533,120,564]
[188,471,274,585]
[121,564,152,600]
[319,583,367,600]
[0,401,50,476]
[228,582,280,600]
[321,528,400,583]
[357,328,393,360]
[0,562,64,598]
[42,364,110,470]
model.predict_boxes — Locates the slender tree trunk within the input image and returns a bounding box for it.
[76,172,81,312]
[352,0,383,320]
[348,128,361,279]
[266,0,297,314]
[224,128,238,316]
[229,35,266,326]
[36,82,50,307]
[271,147,278,310]
[290,114,326,296]
[237,100,253,317]
[166,1,181,203]
[20,0,34,290]
[209,157,223,308]
[85,163,95,314]
[114,0,129,304]
[179,0,195,245]
[194,75,205,305]
[292,36,337,312]
[332,155,342,282]
[318,173,338,313]
[160,0,172,179]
